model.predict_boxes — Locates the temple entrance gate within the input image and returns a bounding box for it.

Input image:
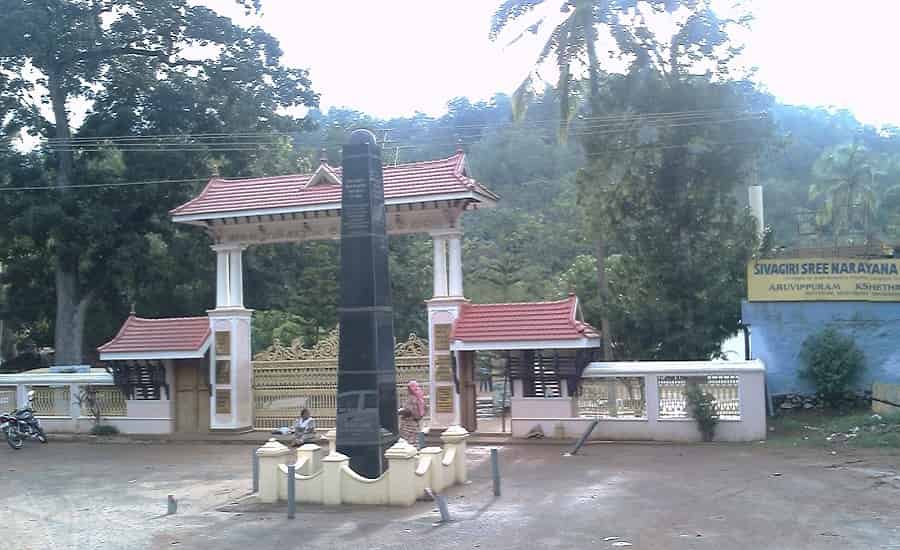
[251,329,430,430]
[170,150,498,432]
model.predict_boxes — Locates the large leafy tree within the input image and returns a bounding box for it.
[491,0,672,359]
[494,0,771,359]
[0,0,318,363]
[574,5,770,359]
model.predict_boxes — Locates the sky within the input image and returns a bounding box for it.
[202,0,900,127]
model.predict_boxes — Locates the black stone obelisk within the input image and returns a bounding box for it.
[335,129,399,478]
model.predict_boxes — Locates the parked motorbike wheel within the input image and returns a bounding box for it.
[6,429,23,450]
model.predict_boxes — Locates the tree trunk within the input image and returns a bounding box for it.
[48,68,88,365]
[594,240,613,360]
[54,261,89,365]
[582,1,614,360]
[0,262,7,362]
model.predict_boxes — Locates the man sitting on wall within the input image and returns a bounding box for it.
[293,408,317,447]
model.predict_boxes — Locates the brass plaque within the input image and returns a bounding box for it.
[215,389,231,414]
[434,355,452,382]
[433,324,451,351]
[215,331,230,356]
[436,386,454,413]
[215,360,231,385]
[435,366,453,382]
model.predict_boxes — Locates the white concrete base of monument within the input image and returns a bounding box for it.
[255,426,470,506]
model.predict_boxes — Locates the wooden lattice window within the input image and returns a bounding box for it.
[105,362,169,401]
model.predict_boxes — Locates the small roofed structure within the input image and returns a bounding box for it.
[97,316,212,429]
[98,315,211,360]
[450,294,601,350]
[448,294,601,432]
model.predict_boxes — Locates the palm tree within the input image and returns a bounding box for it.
[490,1,634,135]
[809,143,899,247]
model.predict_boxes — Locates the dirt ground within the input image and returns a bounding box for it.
[2,440,899,550]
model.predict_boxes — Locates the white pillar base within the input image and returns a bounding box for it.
[426,297,468,431]
[208,307,253,431]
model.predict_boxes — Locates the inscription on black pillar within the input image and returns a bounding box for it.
[335,129,399,479]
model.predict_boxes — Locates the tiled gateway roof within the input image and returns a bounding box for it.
[170,151,498,221]
[98,316,211,357]
[450,295,601,345]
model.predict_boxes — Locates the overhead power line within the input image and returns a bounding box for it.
[3,136,767,192]
[45,112,767,154]
[0,177,208,192]
[43,108,766,148]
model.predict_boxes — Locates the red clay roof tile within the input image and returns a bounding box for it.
[450,295,601,344]
[170,152,498,219]
[97,316,211,354]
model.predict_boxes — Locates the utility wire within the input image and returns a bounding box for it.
[45,109,743,142]
[0,178,208,192]
[3,137,767,192]
[47,114,766,153]
[44,108,765,146]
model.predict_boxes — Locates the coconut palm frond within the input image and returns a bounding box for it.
[808,179,846,202]
[490,0,551,40]
[511,74,537,122]
[505,18,548,47]
[536,22,573,65]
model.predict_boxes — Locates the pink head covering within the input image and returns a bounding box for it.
[407,380,426,417]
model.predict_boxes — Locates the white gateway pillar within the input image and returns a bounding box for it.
[447,234,463,297]
[432,236,449,297]
[427,231,466,430]
[213,244,245,308]
[209,243,252,432]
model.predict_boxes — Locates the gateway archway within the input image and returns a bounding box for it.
[169,150,498,432]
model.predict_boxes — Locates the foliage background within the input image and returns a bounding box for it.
[0,1,898,363]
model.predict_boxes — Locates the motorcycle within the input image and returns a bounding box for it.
[1,390,48,450]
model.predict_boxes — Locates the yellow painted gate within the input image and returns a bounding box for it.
[252,329,430,430]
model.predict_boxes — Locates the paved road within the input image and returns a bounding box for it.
[2,440,899,549]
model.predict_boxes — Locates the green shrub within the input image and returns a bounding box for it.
[686,384,719,442]
[90,424,120,436]
[799,327,865,408]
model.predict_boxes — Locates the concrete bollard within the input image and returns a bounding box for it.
[287,464,296,519]
[252,449,260,493]
[570,419,599,456]
[425,488,451,523]
[491,448,501,497]
[435,493,451,522]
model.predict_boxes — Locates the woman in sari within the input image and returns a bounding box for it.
[398,380,426,445]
